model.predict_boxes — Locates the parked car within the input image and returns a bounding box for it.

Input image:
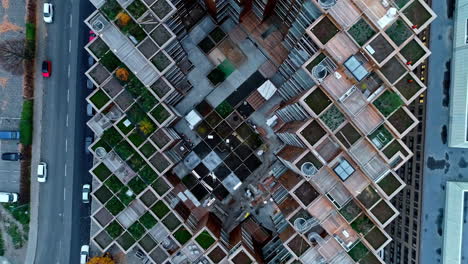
[88,30,96,42]
[1,153,22,161]
[0,131,20,140]
[86,104,93,117]
[82,184,90,203]
[80,245,89,264]
[0,192,18,203]
[42,60,51,78]
[88,56,94,67]
[85,136,92,154]
[86,79,94,90]
[43,3,53,23]
[37,162,47,183]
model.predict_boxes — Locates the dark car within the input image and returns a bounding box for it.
[1,153,22,161]
[42,60,51,78]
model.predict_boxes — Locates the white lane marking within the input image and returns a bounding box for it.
[67,64,71,77]
[63,188,66,201]
[65,138,68,152]
[64,163,67,176]
[67,89,70,103]
[66,114,69,127]
[68,40,71,53]
[69,15,73,27]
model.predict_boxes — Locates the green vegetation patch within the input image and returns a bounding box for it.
[106,197,125,216]
[401,40,426,64]
[348,18,375,46]
[6,221,25,249]
[311,16,339,44]
[174,227,192,245]
[215,101,234,118]
[117,187,136,206]
[151,104,171,124]
[378,173,402,196]
[90,90,110,109]
[152,177,170,196]
[139,165,158,183]
[3,203,30,227]
[195,231,216,249]
[128,130,146,147]
[151,200,170,219]
[127,0,147,18]
[117,118,133,135]
[114,140,135,160]
[403,0,431,26]
[339,199,362,222]
[106,220,124,239]
[320,105,345,131]
[383,140,408,159]
[138,90,159,112]
[100,51,121,72]
[140,212,158,229]
[348,241,369,262]
[128,221,146,240]
[20,100,33,145]
[140,142,156,158]
[128,152,146,172]
[357,186,380,209]
[304,88,331,114]
[368,125,393,150]
[102,127,123,146]
[373,90,403,117]
[128,176,148,195]
[351,214,374,235]
[94,185,113,204]
[386,19,412,46]
[93,163,112,181]
[101,0,123,20]
[152,51,172,72]
[104,175,124,193]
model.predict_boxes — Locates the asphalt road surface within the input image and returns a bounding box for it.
[35,0,94,263]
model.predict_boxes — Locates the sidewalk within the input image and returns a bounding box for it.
[24,4,46,263]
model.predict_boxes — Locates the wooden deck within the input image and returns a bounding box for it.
[308,196,335,221]
[328,183,352,208]
[341,167,369,196]
[340,88,367,116]
[321,213,359,248]
[325,32,359,65]
[329,0,362,29]
[353,104,383,135]
[352,0,389,28]
[316,137,342,163]
[349,139,377,167]
[319,237,345,261]
[311,168,338,194]
[363,155,390,181]
[240,12,289,65]
[322,69,354,99]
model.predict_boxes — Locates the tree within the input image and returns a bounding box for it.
[0,38,33,75]
[87,255,115,264]
[117,12,131,27]
[115,67,129,82]
[138,119,154,135]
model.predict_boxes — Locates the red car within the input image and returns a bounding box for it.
[89,30,96,42]
[41,60,51,78]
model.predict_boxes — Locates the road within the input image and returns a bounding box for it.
[418,0,468,263]
[34,0,94,263]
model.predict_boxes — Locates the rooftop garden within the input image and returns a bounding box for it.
[364,227,388,250]
[297,151,323,171]
[139,234,157,253]
[207,59,236,86]
[195,230,216,250]
[379,57,406,84]
[293,182,319,206]
[348,241,369,262]
[371,200,395,224]
[152,177,170,196]
[287,235,310,257]
[378,173,402,196]
[138,38,158,59]
[138,90,159,112]
[151,200,170,219]
[106,220,124,239]
[89,64,111,85]
[151,24,172,47]
[162,213,181,231]
[348,18,375,46]
[94,185,113,204]
[335,123,361,149]
[140,142,156,157]
[360,252,382,264]
[117,232,136,250]
[151,51,172,72]
[403,0,432,27]
[151,129,171,149]
[117,118,133,135]
[151,0,173,20]
[388,108,414,134]
[395,0,410,9]
[88,38,109,59]
[304,88,331,115]
[209,27,227,44]
[150,152,171,173]
[115,12,146,43]
[300,120,326,146]
[311,16,339,45]
[305,53,326,73]
[373,90,403,117]
[100,51,121,72]
[93,163,112,181]
[151,104,171,124]
[357,186,380,209]
[89,89,110,109]
[127,0,147,19]
[151,78,171,99]
[215,100,234,118]
[339,199,362,223]
[174,226,192,245]
[400,40,425,64]
[382,140,408,160]
[395,73,422,101]
[385,19,412,46]
[368,34,394,63]
[368,125,393,150]
[101,0,123,20]
[320,105,345,131]
[351,214,374,235]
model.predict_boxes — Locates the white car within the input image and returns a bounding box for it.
[43,3,53,23]
[0,192,18,203]
[82,184,90,203]
[37,162,47,183]
[80,245,89,264]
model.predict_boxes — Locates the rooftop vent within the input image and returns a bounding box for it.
[312,64,328,81]
[318,0,337,9]
[301,162,317,179]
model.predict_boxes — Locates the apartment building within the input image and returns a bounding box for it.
[83,0,435,263]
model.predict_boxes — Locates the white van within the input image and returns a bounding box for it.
[37,162,47,183]
[0,192,18,203]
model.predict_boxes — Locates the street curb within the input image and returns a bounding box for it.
[24,3,44,263]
